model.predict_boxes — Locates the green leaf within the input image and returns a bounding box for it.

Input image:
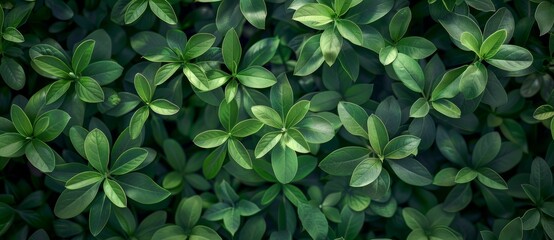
[388,157,432,186]
[34,110,71,142]
[499,217,522,240]
[379,45,398,66]
[203,145,227,179]
[116,172,170,204]
[231,119,264,137]
[154,63,180,86]
[337,101,369,138]
[184,33,217,60]
[392,53,424,93]
[251,105,283,128]
[152,225,187,240]
[2,27,24,43]
[241,37,280,68]
[11,104,33,137]
[0,57,26,90]
[336,19,363,46]
[193,130,229,148]
[409,98,430,118]
[333,0,353,16]
[32,55,71,79]
[460,32,480,54]
[298,202,328,240]
[237,200,261,216]
[402,208,429,230]
[294,34,324,76]
[320,27,343,66]
[454,167,478,184]
[103,179,127,208]
[124,0,148,24]
[285,100,310,128]
[535,1,554,36]
[319,146,371,176]
[82,60,124,85]
[433,167,458,187]
[76,76,104,103]
[65,171,104,190]
[431,66,465,101]
[222,28,242,73]
[431,99,461,118]
[236,66,277,88]
[389,7,411,41]
[292,3,334,29]
[129,106,150,139]
[396,36,436,59]
[367,114,388,156]
[72,39,95,74]
[148,0,177,25]
[486,45,533,71]
[472,131,501,167]
[89,193,111,236]
[228,138,253,169]
[239,0,267,29]
[254,131,282,158]
[443,183,472,212]
[439,13,483,50]
[54,182,101,219]
[459,62,487,99]
[480,29,507,59]
[284,128,310,153]
[534,105,554,120]
[383,135,421,160]
[477,167,508,190]
[134,73,153,103]
[111,148,148,175]
[271,142,297,184]
[25,139,56,172]
[84,129,110,173]
[177,196,203,229]
[531,157,553,195]
[149,99,179,115]
[350,157,382,187]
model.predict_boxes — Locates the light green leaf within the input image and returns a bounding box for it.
[480,29,507,59]
[236,66,277,88]
[285,100,310,128]
[477,167,508,190]
[292,3,334,29]
[409,98,429,118]
[65,171,104,190]
[284,128,310,153]
[72,39,95,74]
[336,19,363,46]
[486,45,533,71]
[76,76,104,103]
[454,167,478,184]
[222,28,242,73]
[193,130,229,148]
[294,35,324,76]
[320,27,343,66]
[379,45,398,66]
[11,104,33,137]
[134,73,153,103]
[84,129,110,173]
[240,0,267,29]
[116,172,171,204]
[534,105,554,120]
[110,148,148,175]
[230,119,264,137]
[383,135,420,160]
[396,36,436,59]
[431,99,461,118]
[2,27,24,43]
[54,182,101,219]
[254,131,282,158]
[184,33,217,60]
[129,106,150,139]
[149,99,180,115]
[149,0,178,25]
[350,157,382,187]
[337,101,368,139]
[392,53,424,93]
[228,138,253,169]
[251,105,283,128]
[103,179,127,208]
[25,139,55,172]
[460,32,480,54]
[367,114,388,157]
[389,7,411,41]
[459,62,487,99]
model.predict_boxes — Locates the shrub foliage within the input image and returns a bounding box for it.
[0,0,553,239]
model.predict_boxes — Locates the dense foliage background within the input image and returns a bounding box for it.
[1,0,554,239]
